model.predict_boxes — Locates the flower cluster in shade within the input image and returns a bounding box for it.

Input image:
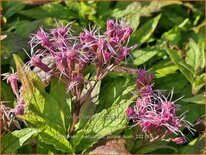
[2,19,135,115]
[127,69,192,144]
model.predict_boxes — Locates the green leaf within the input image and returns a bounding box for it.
[1,32,28,64]
[28,89,66,130]
[14,19,47,38]
[50,79,72,131]
[112,1,180,30]
[161,18,191,46]
[179,103,204,123]
[19,2,76,20]
[164,48,194,84]
[154,63,179,78]
[97,76,135,112]
[77,80,101,130]
[36,140,62,154]
[182,92,205,104]
[3,1,25,18]
[130,14,161,46]
[197,28,205,70]
[154,73,188,94]
[1,128,39,154]
[1,81,15,104]
[159,4,189,30]
[22,113,73,153]
[185,39,202,72]
[192,73,205,95]
[180,134,205,154]
[13,54,64,130]
[131,48,158,66]
[73,95,137,152]
[137,142,177,154]
[13,54,43,93]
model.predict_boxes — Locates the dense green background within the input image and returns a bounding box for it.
[1,1,205,154]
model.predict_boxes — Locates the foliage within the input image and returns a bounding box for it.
[1,1,205,154]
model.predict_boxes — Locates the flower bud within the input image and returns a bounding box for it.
[106,19,115,38]
[2,72,19,98]
[52,26,68,38]
[103,51,112,64]
[36,28,51,48]
[121,27,133,43]
[30,55,51,72]
[172,137,187,144]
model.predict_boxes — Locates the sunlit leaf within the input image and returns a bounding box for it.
[1,128,39,154]
[13,54,64,129]
[50,79,72,131]
[22,113,73,153]
[73,95,137,152]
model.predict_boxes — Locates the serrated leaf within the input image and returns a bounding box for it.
[28,89,66,130]
[13,54,43,94]
[164,48,205,95]
[22,113,73,153]
[73,95,137,152]
[1,128,39,154]
[192,73,205,95]
[155,65,179,78]
[130,14,161,46]
[36,140,62,154]
[13,54,64,129]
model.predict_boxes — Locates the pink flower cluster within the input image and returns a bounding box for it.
[2,20,134,114]
[28,20,134,96]
[80,20,135,79]
[127,69,192,144]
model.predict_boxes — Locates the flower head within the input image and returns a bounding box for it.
[128,92,186,137]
